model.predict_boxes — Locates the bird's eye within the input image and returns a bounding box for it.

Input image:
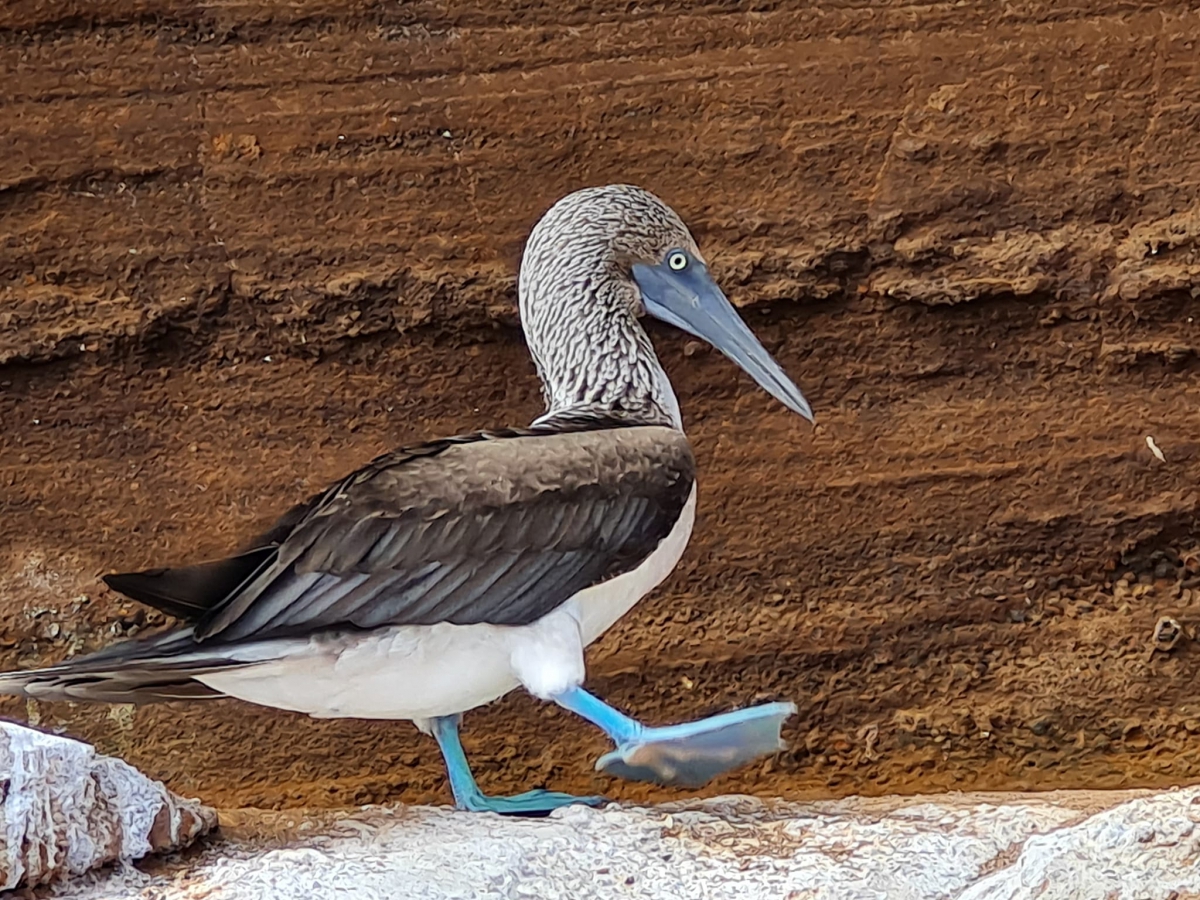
[667,251,688,271]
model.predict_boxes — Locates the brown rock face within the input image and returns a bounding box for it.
[1,2,1198,811]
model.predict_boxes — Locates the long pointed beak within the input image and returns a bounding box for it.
[632,261,814,422]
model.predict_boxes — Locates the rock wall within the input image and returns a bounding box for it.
[1,2,1198,810]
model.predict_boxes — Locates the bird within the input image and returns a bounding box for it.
[0,184,814,816]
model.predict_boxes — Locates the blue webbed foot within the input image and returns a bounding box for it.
[455,788,607,818]
[429,713,607,817]
[551,688,797,788]
[595,701,797,787]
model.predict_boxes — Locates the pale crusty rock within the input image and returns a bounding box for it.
[0,721,217,890]
[44,787,1200,899]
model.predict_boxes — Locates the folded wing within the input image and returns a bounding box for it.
[109,420,696,645]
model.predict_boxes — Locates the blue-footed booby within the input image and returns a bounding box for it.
[0,185,814,816]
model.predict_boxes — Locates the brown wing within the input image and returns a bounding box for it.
[106,419,695,644]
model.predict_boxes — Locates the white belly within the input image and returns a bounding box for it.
[197,485,697,721]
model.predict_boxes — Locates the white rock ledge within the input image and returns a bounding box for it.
[43,785,1200,900]
[0,721,216,890]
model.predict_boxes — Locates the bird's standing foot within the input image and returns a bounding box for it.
[429,713,607,817]
[552,687,796,788]
[453,787,607,817]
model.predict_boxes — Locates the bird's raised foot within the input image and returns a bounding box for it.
[455,788,607,818]
[595,701,797,788]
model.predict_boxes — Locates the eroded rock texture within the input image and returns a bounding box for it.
[0,2,1197,811]
[43,790,1200,900]
[0,721,216,890]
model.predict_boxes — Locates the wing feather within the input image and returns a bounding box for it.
[104,418,695,644]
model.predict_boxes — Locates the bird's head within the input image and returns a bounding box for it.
[520,184,814,424]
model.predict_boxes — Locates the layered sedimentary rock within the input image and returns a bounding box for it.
[0,1,1197,810]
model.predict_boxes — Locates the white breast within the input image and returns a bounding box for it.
[197,484,698,722]
[565,482,696,645]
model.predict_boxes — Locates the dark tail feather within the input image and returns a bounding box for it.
[0,672,224,704]
[8,547,284,703]
[103,546,277,621]
[0,628,253,704]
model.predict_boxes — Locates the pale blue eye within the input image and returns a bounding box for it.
[667,251,688,271]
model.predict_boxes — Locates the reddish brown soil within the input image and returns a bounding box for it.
[2,2,1199,811]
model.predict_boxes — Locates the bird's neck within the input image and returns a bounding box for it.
[523,284,683,431]
[528,323,683,430]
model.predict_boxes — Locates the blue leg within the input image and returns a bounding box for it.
[429,715,607,817]
[552,687,796,788]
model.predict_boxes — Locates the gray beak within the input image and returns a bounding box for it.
[632,259,815,422]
